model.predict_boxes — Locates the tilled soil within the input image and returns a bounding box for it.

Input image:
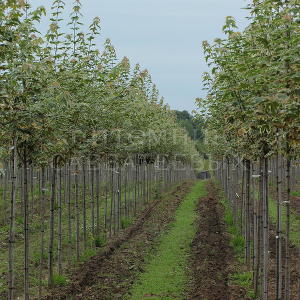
[290,179,300,214]
[43,181,194,300]
[290,194,300,215]
[188,181,250,300]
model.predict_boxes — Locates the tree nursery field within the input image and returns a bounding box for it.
[0,0,299,300]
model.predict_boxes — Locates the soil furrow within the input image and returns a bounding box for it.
[188,181,249,300]
[43,181,194,300]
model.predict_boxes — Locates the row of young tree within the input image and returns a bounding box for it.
[197,0,300,299]
[0,0,201,299]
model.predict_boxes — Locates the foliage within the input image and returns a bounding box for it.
[196,1,300,161]
[94,235,107,248]
[0,0,201,168]
[121,217,133,229]
[175,110,206,157]
[52,274,68,287]
[175,110,203,139]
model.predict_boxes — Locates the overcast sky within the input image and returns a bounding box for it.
[34,0,250,112]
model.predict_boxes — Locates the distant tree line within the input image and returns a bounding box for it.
[174,110,207,158]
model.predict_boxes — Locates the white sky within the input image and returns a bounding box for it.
[33,0,251,112]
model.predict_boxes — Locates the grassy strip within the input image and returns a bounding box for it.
[219,189,255,299]
[127,180,207,300]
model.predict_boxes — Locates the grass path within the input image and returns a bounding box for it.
[126,180,207,300]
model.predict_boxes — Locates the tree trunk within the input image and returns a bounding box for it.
[67,161,72,263]
[39,167,46,299]
[8,138,17,300]
[117,165,121,231]
[262,156,269,300]
[104,162,108,230]
[48,157,57,287]
[82,161,87,247]
[57,166,63,275]
[96,162,100,238]
[276,154,283,300]
[245,159,251,266]
[90,159,95,238]
[2,160,8,224]
[75,163,80,260]
[284,157,291,300]
[23,149,30,299]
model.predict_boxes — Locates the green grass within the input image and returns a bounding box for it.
[127,180,207,300]
[269,194,300,246]
[79,248,97,262]
[220,194,244,260]
[250,183,300,247]
[121,217,133,229]
[52,274,68,287]
[229,271,252,288]
[291,190,300,197]
[219,187,255,298]
[229,271,255,299]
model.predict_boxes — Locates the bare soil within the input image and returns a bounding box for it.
[187,181,251,300]
[42,181,194,300]
[290,195,300,215]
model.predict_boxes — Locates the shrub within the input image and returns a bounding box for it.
[121,217,133,229]
[52,274,68,287]
[94,235,107,248]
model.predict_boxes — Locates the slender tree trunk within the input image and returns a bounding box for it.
[245,159,251,266]
[48,157,57,287]
[82,161,87,247]
[259,159,264,297]
[262,156,269,300]
[67,161,72,263]
[134,162,137,214]
[297,219,300,300]
[3,160,8,224]
[241,161,245,235]
[23,149,30,299]
[96,162,100,238]
[144,163,148,203]
[284,156,291,300]
[57,166,63,275]
[38,167,46,299]
[30,165,34,214]
[104,162,108,230]
[276,154,283,300]
[116,165,121,231]
[253,162,259,297]
[75,163,80,260]
[226,157,230,200]
[8,138,17,300]
[90,159,95,238]
[110,163,115,236]
[124,164,128,218]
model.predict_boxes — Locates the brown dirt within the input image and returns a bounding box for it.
[42,181,194,300]
[290,179,300,214]
[187,181,250,300]
[290,195,300,215]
